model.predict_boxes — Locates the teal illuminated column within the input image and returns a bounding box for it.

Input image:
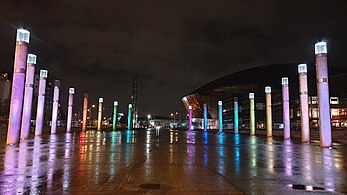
[249,93,255,135]
[315,41,332,147]
[298,64,310,142]
[265,86,272,137]
[97,98,103,130]
[203,103,208,131]
[50,80,60,134]
[188,105,193,130]
[218,101,223,133]
[234,97,239,134]
[7,29,30,144]
[128,104,132,130]
[282,77,291,140]
[35,70,48,136]
[21,54,36,139]
[113,101,118,131]
[66,88,75,133]
[82,93,88,131]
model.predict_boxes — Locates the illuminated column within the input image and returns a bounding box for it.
[6,29,30,144]
[203,103,208,131]
[282,77,291,140]
[35,70,48,136]
[218,101,223,133]
[249,93,255,135]
[188,105,193,130]
[265,86,272,137]
[234,97,239,134]
[82,93,88,131]
[20,54,36,139]
[50,80,60,134]
[127,104,132,130]
[97,98,103,130]
[66,88,75,133]
[315,41,332,147]
[113,101,118,131]
[298,64,310,142]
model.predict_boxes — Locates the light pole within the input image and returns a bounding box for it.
[218,101,223,133]
[66,87,75,133]
[147,114,151,128]
[97,98,103,130]
[35,70,48,136]
[249,93,255,135]
[113,101,118,131]
[282,77,291,140]
[265,86,272,137]
[7,29,30,144]
[82,93,88,131]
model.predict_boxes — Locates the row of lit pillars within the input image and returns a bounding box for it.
[188,41,332,148]
[6,29,76,144]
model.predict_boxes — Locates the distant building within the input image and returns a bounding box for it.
[182,63,347,130]
[0,73,11,103]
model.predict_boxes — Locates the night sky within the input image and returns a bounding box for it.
[0,1,346,117]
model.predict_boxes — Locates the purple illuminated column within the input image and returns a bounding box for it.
[298,64,310,142]
[20,54,36,139]
[265,86,272,137]
[97,98,103,130]
[82,93,88,131]
[66,88,75,133]
[315,41,332,147]
[188,105,193,130]
[282,77,290,140]
[6,29,30,144]
[35,70,48,136]
[50,80,60,134]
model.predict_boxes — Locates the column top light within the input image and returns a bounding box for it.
[281,77,289,85]
[265,86,271,93]
[27,54,37,64]
[315,41,327,54]
[298,64,308,73]
[69,88,75,94]
[39,70,48,78]
[16,29,30,43]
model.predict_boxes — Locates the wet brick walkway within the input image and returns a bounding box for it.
[0,129,346,194]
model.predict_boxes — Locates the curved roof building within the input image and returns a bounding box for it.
[182,63,347,129]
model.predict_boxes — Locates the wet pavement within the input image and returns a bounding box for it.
[0,129,346,194]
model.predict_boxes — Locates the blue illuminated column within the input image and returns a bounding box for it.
[188,105,193,130]
[218,101,223,133]
[21,54,36,139]
[203,103,208,131]
[234,97,239,134]
[113,101,118,131]
[282,77,291,140]
[50,80,60,134]
[315,41,332,147]
[265,86,272,137]
[35,70,48,136]
[66,88,75,133]
[97,97,103,130]
[298,64,310,143]
[249,93,255,135]
[128,104,132,130]
[7,29,30,144]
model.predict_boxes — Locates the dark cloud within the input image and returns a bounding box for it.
[0,0,346,116]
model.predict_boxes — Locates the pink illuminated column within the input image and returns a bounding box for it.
[35,70,48,136]
[315,41,332,147]
[298,64,310,143]
[50,80,60,134]
[265,86,272,137]
[82,93,88,131]
[6,29,30,144]
[188,105,193,130]
[282,77,290,140]
[66,88,75,133]
[20,54,36,139]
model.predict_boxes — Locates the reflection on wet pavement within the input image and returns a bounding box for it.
[0,129,346,194]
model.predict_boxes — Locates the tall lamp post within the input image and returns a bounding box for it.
[7,29,30,144]
[112,101,118,131]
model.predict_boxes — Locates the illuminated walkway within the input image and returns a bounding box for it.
[0,129,346,194]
